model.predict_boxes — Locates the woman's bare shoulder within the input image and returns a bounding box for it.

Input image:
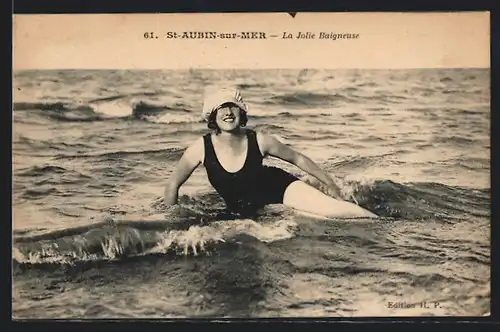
[255,130,280,146]
[254,130,275,156]
[183,136,205,164]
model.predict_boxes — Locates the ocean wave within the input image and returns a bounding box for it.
[13,101,92,112]
[352,180,490,220]
[54,147,184,161]
[87,91,162,104]
[13,98,200,124]
[302,176,489,220]
[431,135,479,147]
[12,210,298,267]
[13,96,346,126]
[16,165,93,192]
[13,135,95,155]
[17,165,90,178]
[264,92,355,107]
[12,178,490,268]
[236,83,267,89]
[438,157,490,171]
[20,187,66,199]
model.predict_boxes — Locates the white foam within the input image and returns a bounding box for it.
[149,217,299,256]
[143,113,201,124]
[89,99,133,118]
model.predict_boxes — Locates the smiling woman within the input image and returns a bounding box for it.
[163,87,377,219]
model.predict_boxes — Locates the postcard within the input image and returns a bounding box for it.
[12,12,490,319]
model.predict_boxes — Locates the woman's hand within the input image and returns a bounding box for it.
[302,174,344,200]
[329,182,360,205]
[152,197,188,215]
[324,177,358,205]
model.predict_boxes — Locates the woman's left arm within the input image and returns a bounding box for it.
[258,133,344,199]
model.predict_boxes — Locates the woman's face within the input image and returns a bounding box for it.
[214,103,242,132]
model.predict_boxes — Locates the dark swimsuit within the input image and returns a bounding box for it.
[203,129,298,215]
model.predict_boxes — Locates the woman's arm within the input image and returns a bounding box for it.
[164,137,203,206]
[257,133,345,199]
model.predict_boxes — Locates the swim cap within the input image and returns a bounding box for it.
[202,87,247,121]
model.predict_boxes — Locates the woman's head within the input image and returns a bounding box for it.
[207,103,248,133]
[202,87,248,133]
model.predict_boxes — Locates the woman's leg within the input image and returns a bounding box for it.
[283,180,378,219]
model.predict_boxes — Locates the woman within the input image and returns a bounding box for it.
[163,87,377,219]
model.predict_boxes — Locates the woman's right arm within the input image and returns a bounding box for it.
[164,137,204,206]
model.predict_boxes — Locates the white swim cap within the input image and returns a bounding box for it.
[201,87,247,121]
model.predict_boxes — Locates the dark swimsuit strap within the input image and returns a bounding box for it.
[203,129,262,170]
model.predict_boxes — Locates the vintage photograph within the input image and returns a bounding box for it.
[12,12,490,318]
